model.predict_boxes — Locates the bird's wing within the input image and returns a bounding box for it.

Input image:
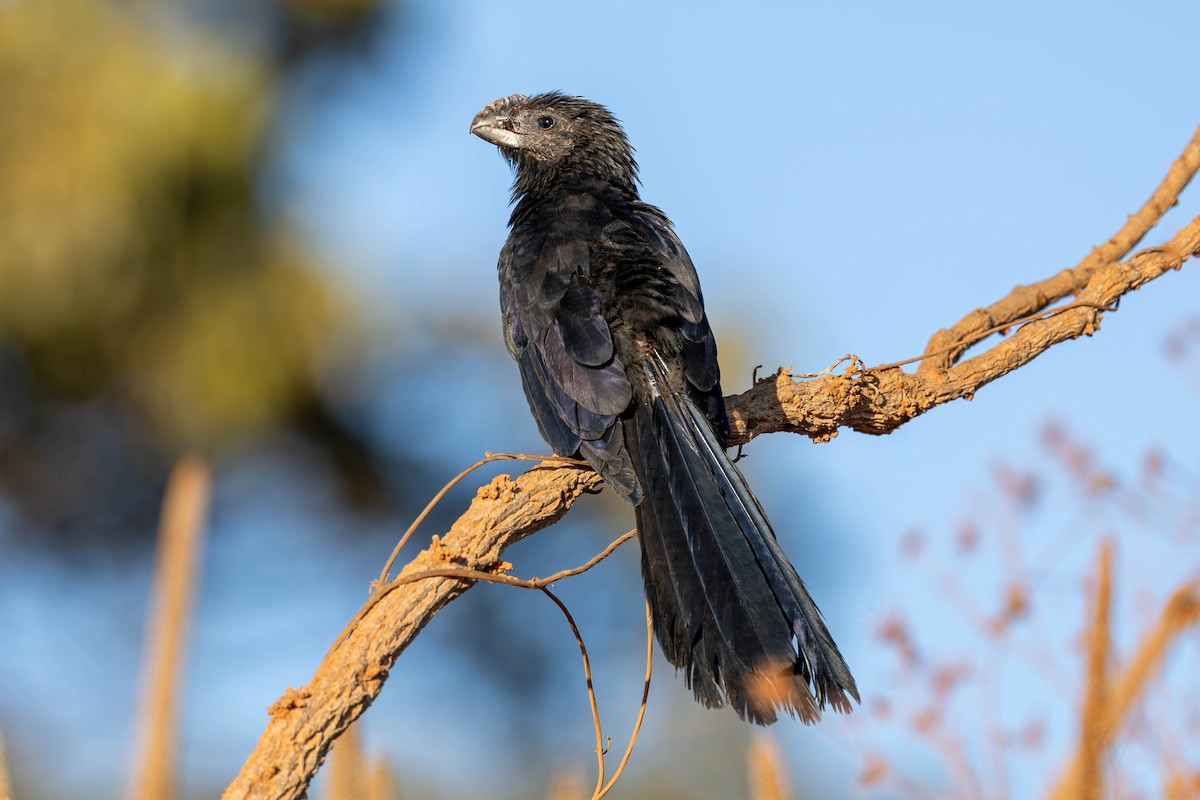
[499,195,639,500]
[630,204,729,442]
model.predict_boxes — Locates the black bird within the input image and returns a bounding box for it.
[470,92,857,724]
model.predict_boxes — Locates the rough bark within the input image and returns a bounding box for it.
[223,126,1200,800]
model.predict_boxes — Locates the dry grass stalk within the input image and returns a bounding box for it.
[1047,575,1200,800]
[1164,770,1200,800]
[747,733,792,800]
[326,722,396,800]
[1106,582,1200,728]
[0,732,12,800]
[1078,541,1113,800]
[128,455,211,800]
[367,759,396,800]
[544,768,586,800]
[327,723,367,800]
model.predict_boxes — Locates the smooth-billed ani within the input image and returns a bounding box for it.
[470,92,857,724]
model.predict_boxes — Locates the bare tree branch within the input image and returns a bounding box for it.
[223,126,1200,800]
[727,207,1200,446]
[223,463,599,800]
[918,123,1200,377]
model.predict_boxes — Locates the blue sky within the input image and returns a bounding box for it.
[270,0,1200,793]
[3,0,1198,797]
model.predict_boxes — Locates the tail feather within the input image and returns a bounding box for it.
[633,407,772,705]
[679,396,857,713]
[645,396,794,703]
[633,393,773,700]
[633,466,722,695]
[626,359,858,724]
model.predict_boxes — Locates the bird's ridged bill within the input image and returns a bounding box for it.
[470,93,528,148]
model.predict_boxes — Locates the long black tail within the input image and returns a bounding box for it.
[625,359,858,725]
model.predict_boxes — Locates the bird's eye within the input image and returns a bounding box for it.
[537,116,555,129]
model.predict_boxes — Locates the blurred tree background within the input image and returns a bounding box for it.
[0,0,381,537]
[0,2,685,796]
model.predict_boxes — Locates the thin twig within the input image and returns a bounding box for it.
[918,124,1200,375]
[318,452,593,669]
[540,588,608,797]
[593,600,654,800]
[329,528,638,667]
[725,211,1200,446]
[791,354,866,380]
[386,536,648,798]
[377,451,589,584]
[873,300,1118,373]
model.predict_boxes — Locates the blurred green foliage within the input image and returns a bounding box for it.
[0,0,384,534]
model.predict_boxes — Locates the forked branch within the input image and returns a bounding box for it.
[223,126,1200,800]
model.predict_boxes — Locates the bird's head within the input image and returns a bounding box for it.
[470,92,638,196]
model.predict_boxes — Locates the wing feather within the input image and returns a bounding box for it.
[630,204,729,439]
[498,194,638,497]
